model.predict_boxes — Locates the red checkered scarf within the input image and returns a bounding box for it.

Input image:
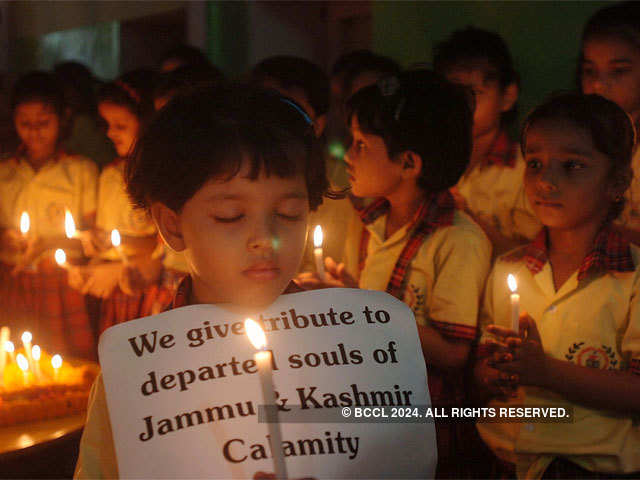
[511,225,635,281]
[170,276,304,309]
[485,129,517,168]
[358,191,456,300]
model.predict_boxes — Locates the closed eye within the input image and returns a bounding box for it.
[213,215,244,223]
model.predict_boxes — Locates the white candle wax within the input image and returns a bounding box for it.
[507,274,519,334]
[313,225,325,281]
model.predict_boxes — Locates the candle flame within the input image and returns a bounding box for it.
[245,318,267,350]
[21,331,32,344]
[507,274,517,293]
[17,353,28,371]
[313,225,323,248]
[5,341,14,353]
[64,210,76,238]
[20,211,30,234]
[51,354,62,369]
[55,248,66,266]
[111,229,121,247]
[32,345,41,361]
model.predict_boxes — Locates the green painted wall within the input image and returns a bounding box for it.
[372,1,610,129]
[207,1,249,78]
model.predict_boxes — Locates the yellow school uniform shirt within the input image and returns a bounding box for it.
[0,153,98,264]
[455,131,540,249]
[95,160,156,261]
[343,200,491,334]
[477,228,640,479]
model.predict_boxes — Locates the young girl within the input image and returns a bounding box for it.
[75,85,327,478]
[0,71,98,359]
[476,93,640,479]
[299,70,492,477]
[580,1,640,242]
[73,71,167,333]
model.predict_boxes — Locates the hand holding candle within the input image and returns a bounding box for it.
[313,225,325,281]
[111,229,129,265]
[245,318,287,480]
[507,274,519,334]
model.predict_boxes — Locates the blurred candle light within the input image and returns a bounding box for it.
[65,210,76,238]
[21,331,33,368]
[507,274,520,334]
[245,318,287,480]
[16,353,29,385]
[31,345,42,382]
[20,212,30,237]
[0,327,8,384]
[111,229,129,265]
[51,354,62,382]
[5,341,15,364]
[55,249,68,269]
[313,225,325,281]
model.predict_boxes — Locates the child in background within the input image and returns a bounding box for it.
[73,71,164,334]
[476,93,640,479]
[0,71,98,359]
[434,27,540,255]
[580,1,640,244]
[75,85,328,478]
[300,70,491,477]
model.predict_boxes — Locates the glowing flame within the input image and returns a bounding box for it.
[54,249,66,266]
[5,341,14,353]
[507,274,518,293]
[111,229,121,247]
[16,353,28,372]
[32,345,41,361]
[20,212,30,234]
[51,354,62,369]
[64,210,76,238]
[21,331,32,344]
[245,318,266,350]
[313,225,323,248]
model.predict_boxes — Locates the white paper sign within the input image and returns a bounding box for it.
[99,288,436,479]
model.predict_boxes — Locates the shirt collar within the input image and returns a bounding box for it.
[516,225,635,281]
[357,190,455,232]
[484,129,517,168]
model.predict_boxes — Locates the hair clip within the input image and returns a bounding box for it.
[115,80,141,104]
[377,76,400,97]
[280,97,313,126]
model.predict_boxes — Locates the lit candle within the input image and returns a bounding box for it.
[65,209,77,238]
[21,331,33,368]
[0,327,8,384]
[31,345,42,382]
[507,274,519,334]
[16,353,29,386]
[20,211,30,238]
[55,248,68,269]
[313,225,325,281]
[110,229,129,265]
[51,354,62,382]
[245,318,287,480]
[5,341,15,364]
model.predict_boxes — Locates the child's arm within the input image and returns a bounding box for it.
[491,317,640,414]
[417,323,471,371]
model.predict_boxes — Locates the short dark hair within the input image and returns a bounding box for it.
[97,69,157,125]
[154,64,226,106]
[346,69,472,192]
[434,26,518,125]
[521,92,634,221]
[250,55,329,117]
[127,85,328,213]
[578,1,640,88]
[338,51,400,98]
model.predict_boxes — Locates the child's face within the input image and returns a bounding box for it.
[445,65,511,139]
[164,162,309,308]
[98,102,140,157]
[14,101,60,160]
[523,119,613,231]
[345,116,403,198]
[582,36,640,124]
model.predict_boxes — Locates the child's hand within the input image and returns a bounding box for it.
[67,265,89,292]
[491,315,548,388]
[79,228,110,257]
[82,262,123,298]
[1,228,27,253]
[12,236,48,275]
[296,257,357,290]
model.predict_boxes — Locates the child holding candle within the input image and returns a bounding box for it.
[70,72,166,333]
[434,26,540,255]
[0,71,98,359]
[298,70,492,478]
[475,93,640,479]
[75,85,328,478]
